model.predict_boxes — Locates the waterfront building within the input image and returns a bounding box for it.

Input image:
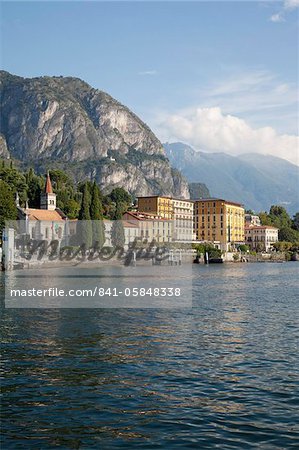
[123,220,140,246]
[245,214,261,226]
[123,211,173,244]
[102,219,139,249]
[16,172,68,242]
[194,198,245,251]
[137,196,195,242]
[102,219,113,247]
[245,225,279,252]
[137,196,173,219]
[172,198,196,242]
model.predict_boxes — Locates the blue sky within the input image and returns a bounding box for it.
[1,1,298,164]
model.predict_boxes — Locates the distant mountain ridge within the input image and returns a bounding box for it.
[189,182,211,200]
[0,71,189,198]
[164,142,299,214]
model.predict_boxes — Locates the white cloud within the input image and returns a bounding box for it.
[203,70,275,97]
[194,69,297,134]
[284,0,299,10]
[138,70,158,76]
[270,0,299,22]
[155,106,299,166]
[270,13,285,22]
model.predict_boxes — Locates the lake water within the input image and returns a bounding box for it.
[1,263,299,449]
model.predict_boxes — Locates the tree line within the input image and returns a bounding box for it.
[258,205,299,246]
[1,159,299,249]
[0,160,132,243]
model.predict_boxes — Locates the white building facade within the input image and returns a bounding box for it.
[245,214,261,227]
[172,199,195,242]
[245,225,279,252]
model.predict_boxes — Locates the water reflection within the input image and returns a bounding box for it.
[1,263,299,448]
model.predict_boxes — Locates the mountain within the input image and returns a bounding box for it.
[0,71,189,198]
[164,142,299,214]
[189,183,210,200]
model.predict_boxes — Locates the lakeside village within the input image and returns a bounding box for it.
[1,169,299,270]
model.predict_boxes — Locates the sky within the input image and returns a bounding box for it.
[0,0,298,165]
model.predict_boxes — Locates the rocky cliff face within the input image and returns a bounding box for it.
[0,134,9,158]
[0,71,189,198]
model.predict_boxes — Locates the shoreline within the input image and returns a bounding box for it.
[3,257,296,272]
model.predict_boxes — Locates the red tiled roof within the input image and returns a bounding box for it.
[194,198,244,207]
[123,211,172,221]
[123,220,139,228]
[25,208,64,221]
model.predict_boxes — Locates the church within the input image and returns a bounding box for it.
[17,172,68,242]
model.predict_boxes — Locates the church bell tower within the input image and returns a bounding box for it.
[40,172,56,210]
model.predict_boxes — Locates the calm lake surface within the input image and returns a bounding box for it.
[1,263,299,449]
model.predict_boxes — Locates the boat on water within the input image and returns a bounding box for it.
[208,258,223,264]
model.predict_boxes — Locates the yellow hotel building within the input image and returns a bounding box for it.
[194,199,245,251]
[137,196,173,219]
[137,196,195,242]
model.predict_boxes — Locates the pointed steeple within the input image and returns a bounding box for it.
[40,172,56,210]
[45,171,53,194]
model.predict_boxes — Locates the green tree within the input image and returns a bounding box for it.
[78,182,92,248]
[63,199,80,219]
[102,197,116,219]
[114,202,127,220]
[106,187,132,219]
[25,167,35,184]
[90,182,105,248]
[259,206,298,242]
[111,220,125,249]
[292,212,299,231]
[0,166,28,206]
[269,205,292,229]
[259,211,273,226]
[255,242,265,253]
[193,243,222,258]
[109,187,131,205]
[272,241,293,252]
[27,176,44,208]
[0,180,17,239]
[78,180,93,197]
[78,182,91,220]
[238,244,249,253]
[49,169,74,190]
[48,169,79,216]
[278,227,299,243]
[90,182,103,218]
